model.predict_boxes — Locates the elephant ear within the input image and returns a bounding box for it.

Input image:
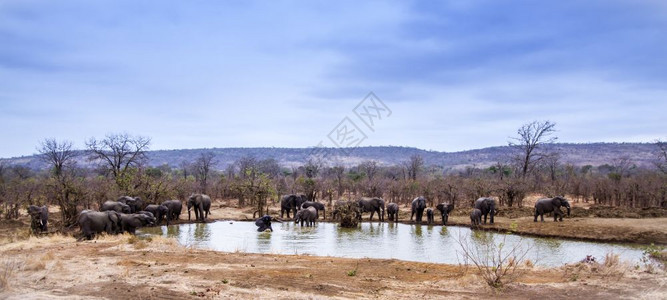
[551,197,562,207]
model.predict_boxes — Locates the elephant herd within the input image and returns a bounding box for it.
[267,194,572,230]
[71,194,210,240]
[27,192,572,238]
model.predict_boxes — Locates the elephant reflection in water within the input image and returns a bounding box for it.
[366,223,384,237]
[186,223,210,242]
[439,226,449,237]
[412,224,423,237]
[166,225,180,238]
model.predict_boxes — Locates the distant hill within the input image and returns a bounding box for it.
[0,143,659,171]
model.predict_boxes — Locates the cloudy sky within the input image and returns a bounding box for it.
[1,0,666,158]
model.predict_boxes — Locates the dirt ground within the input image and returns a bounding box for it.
[1,198,666,299]
[1,234,665,299]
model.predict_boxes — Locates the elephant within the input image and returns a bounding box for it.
[295,206,318,227]
[470,209,482,226]
[280,194,307,218]
[78,210,122,240]
[137,210,155,219]
[386,203,399,222]
[426,208,434,225]
[300,201,326,219]
[436,203,454,225]
[357,197,385,222]
[332,200,360,220]
[474,197,496,224]
[27,205,48,233]
[187,194,211,221]
[100,201,131,214]
[534,196,571,222]
[255,215,274,232]
[120,213,155,234]
[117,196,144,213]
[161,200,182,222]
[144,204,169,225]
[411,197,427,223]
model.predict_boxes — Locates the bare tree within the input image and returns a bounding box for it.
[655,140,667,174]
[509,120,557,178]
[38,139,78,178]
[360,160,379,181]
[192,152,216,193]
[86,133,150,189]
[405,154,424,181]
[37,139,82,226]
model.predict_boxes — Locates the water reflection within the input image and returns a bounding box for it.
[139,221,645,267]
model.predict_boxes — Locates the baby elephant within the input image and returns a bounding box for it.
[386,203,399,222]
[426,208,434,225]
[295,206,318,227]
[470,209,482,226]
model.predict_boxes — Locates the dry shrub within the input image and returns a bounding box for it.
[456,233,532,289]
[126,235,149,250]
[563,252,630,281]
[0,258,24,291]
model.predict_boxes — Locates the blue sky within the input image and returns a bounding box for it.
[1,0,666,158]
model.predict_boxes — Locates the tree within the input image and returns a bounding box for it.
[405,154,424,181]
[655,140,667,174]
[38,139,78,178]
[509,121,557,178]
[192,152,216,193]
[86,133,150,190]
[38,139,82,226]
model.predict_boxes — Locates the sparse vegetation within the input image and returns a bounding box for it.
[455,233,532,288]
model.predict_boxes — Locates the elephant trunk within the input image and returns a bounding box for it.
[566,205,571,216]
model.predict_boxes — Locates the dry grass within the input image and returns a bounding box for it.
[0,258,24,291]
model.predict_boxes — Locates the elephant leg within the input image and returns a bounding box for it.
[534,211,538,222]
[540,214,544,222]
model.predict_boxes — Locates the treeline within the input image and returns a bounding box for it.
[1,125,666,228]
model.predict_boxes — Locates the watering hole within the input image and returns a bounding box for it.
[139,221,645,267]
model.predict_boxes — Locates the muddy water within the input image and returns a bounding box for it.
[139,221,645,267]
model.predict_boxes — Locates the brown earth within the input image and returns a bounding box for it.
[1,199,666,299]
[1,234,665,299]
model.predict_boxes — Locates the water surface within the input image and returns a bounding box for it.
[139,221,644,267]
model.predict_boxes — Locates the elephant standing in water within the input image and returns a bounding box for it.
[386,203,399,222]
[188,194,211,221]
[28,205,48,233]
[255,215,275,232]
[357,197,385,222]
[301,201,326,219]
[534,196,571,222]
[295,207,318,226]
[474,197,496,224]
[161,200,182,222]
[280,194,307,218]
[436,203,454,225]
[411,197,427,223]
[470,209,482,226]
